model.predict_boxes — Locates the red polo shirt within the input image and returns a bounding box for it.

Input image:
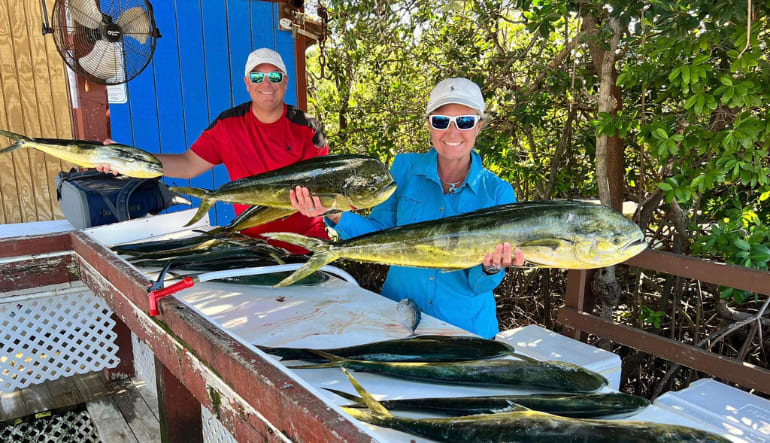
[191,102,329,252]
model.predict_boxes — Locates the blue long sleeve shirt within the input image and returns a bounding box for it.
[327,148,516,338]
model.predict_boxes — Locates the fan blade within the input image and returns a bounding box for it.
[79,40,122,80]
[117,7,150,45]
[69,0,103,29]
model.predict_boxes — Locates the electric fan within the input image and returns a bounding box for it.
[48,0,161,85]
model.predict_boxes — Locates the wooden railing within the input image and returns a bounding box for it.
[557,248,770,395]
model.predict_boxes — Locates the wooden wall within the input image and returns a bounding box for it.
[109,0,300,226]
[0,0,74,224]
[0,0,302,227]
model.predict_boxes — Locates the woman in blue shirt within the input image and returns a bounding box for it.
[290,77,523,338]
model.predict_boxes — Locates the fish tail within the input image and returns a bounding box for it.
[285,350,348,369]
[262,232,335,287]
[340,367,393,417]
[183,201,214,227]
[271,251,336,287]
[261,232,329,252]
[207,226,224,235]
[169,187,214,227]
[0,130,29,153]
[322,388,364,403]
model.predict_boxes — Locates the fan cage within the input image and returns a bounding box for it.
[50,0,159,85]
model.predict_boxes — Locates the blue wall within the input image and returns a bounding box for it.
[109,0,298,226]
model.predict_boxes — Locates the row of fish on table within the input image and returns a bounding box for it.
[3,132,715,440]
[257,335,729,442]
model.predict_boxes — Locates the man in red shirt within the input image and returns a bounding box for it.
[101,48,329,250]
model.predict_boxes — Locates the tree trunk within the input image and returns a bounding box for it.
[583,13,625,211]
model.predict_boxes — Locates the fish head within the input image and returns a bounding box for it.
[396,298,421,335]
[142,160,164,177]
[345,165,397,209]
[569,206,647,268]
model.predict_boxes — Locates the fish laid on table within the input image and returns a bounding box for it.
[339,368,729,442]
[288,351,607,392]
[257,335,526,363]
[264,200,647,287]
[170,154,397,226]
[128,246,292,268]
[325,388,650,418]
[114,233,275,259]
[0,130,163,178]
[112,231,250,256]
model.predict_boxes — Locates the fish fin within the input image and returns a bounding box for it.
[518,238,568,249]
[514,261,557,269]
[0,130,29,153]
[322,388,364,403]
[262,232,329,251]
[340,367,393,417]
[340,406,372,421]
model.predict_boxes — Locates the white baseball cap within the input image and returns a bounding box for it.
[426,78,485,116]
[244,48,287,77]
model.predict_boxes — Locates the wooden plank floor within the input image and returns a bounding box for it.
[1,373,160,442]
[1,372,111,421]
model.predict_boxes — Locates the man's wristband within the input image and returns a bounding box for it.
[482,264,502,275]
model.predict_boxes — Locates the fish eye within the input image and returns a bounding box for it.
[367,186,377,192]
[612,237,622,245]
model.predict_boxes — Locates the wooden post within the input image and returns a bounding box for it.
[71,76,110,141]
[103,314,134,382]
[155,356,202,443]
[563,269,596,340]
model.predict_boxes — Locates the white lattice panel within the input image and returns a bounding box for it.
[202,406,238,443]
[131,332,157,399]
[0,290,119,392]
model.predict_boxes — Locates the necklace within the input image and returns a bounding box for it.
[439,177,463,194]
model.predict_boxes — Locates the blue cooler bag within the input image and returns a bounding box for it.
[56,169,189,228]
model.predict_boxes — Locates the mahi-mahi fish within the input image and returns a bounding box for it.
[325,388,650,418]
[170,154,396,226]
[264,200,647,287]
[257,335,527,363]
[288,351,608,392]
[339,368,729,442]
[0,130,163,178]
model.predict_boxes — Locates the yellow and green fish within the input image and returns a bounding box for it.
[0,130,163,178]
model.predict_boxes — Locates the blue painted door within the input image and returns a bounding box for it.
[109,0,298,226]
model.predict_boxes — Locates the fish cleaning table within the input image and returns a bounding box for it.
[0,210,744,442]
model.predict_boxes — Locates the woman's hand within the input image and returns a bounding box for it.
[96,138,119,175]
[482,242,524,274]
[290,186,339,222]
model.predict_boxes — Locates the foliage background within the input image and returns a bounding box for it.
[305,0,770,397]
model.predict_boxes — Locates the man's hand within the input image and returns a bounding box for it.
[482,242,524,274]
[95,138,120,175]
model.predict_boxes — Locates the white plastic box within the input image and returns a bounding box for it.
[654,378,770,443]
[496,324,622,390]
